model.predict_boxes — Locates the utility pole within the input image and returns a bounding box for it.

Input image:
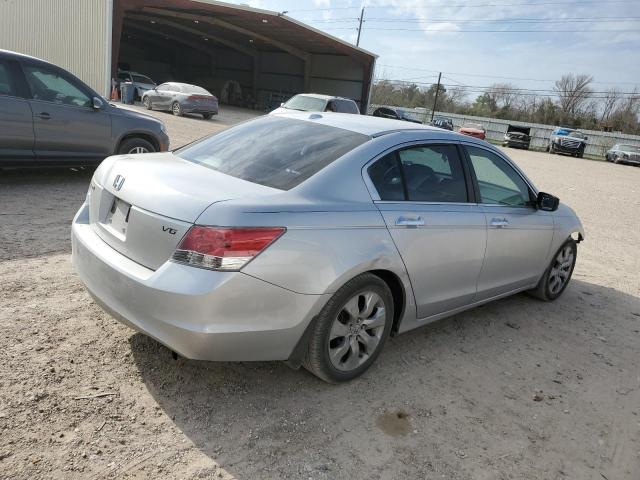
[430,72,442,122]
[356,7,365,46]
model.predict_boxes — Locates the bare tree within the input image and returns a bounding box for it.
[554,74,593,116]
[487,83,519,111]
[599,88,622,124]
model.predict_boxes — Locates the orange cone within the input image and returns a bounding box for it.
[111,85,119,101]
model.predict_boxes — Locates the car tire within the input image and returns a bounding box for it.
[143,96,152,110]
[117,137,156,155]
[202,113,212,120]
[172,102,183,117]
[302,273,394,383]
[528,239,577,302]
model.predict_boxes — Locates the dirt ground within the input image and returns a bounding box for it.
[1,109,639,480]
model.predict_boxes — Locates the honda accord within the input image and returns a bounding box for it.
[72,113,584,383]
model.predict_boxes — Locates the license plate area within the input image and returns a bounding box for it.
[103,197,131,239]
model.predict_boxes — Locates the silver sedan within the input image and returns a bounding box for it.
[141,82,218,119]
[72,113,584,383]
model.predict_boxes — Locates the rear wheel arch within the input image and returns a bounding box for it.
[368,269,406,336]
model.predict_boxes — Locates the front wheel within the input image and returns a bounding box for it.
[529,240,577,301]
[117,137,155,155]
[143,96,152,110]
[303,273,394,383]
[172,101,183,116]
[202,113,213,120]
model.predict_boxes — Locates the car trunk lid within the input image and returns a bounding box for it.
[89,152,280,270]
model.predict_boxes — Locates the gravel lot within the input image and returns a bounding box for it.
[1,109,639,480]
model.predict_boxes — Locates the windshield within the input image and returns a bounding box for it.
[181,84,211,95]
[132,74,154,84]
[176,116,368,190]
[282,95,327,112]
[620,144,640,152]
[568,131,587,139]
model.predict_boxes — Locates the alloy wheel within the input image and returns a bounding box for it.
[128,146,149,154]
[548,244,574,295]
[328,291,387,372]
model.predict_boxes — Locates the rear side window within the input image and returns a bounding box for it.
[368,145,468,203]
[0,61,16,96]
[335,100,359,114]
[176,116,369,190]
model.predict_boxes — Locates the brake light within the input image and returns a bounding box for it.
[172,226,285,271]
[187,95,212,101]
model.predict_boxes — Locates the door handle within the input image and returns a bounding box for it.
[37,112,51,120]
[490,217,509,227]
[396,216,425,227]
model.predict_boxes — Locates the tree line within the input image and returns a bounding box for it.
[370,74,640,134]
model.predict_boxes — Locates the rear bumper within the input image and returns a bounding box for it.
[182,103,218,115]
[71,203,328,361]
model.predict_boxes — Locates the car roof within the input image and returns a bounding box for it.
[0,48,51,65]
[271,111,462,137]
[293,93,355,102]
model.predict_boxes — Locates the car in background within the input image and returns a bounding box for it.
[72,113,584,383]
[459,123,486,140]
[547,127,587,158]
[271,93,360,115]
[429,116,454,131]
[372,106,422,123]
[142,82,219,119]
[0,49,169,167]
[605,144,640,165]
[117,71,156,100]
[503,125,531,150]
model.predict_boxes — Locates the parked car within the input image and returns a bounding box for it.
[503,125,531,150]
[605,144,640,166]
[0,49,169,167]
[142,82,219,119]
[459,122,486,140]
[271,93,360,114]
[547,127,587,158]
[117,71,156,100]
[72,113,584,383]
[429,116,454,131]
[372,106,422,123]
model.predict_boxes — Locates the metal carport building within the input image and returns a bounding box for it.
[0,0,376,111]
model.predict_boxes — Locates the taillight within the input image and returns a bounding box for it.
[172,226,285,271]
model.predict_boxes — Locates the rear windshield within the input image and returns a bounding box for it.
[283,95,327,112]
[176,116,369,190]
[181,84,211,95]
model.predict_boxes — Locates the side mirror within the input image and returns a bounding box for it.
[92,96,104,110]
[280,102,284,107]
[536,192,559,212]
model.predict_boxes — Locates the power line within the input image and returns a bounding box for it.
[325,26,639,32]
[287,0,637,12]
[307,16,640,24]
[377,64,640,86]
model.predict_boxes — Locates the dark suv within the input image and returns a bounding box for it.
[0,49,169,167]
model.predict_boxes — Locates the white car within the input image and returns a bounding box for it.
[271,93,360,115]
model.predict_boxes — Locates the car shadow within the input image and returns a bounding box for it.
[129,278,640,478]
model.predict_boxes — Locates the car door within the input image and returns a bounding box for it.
[367,142,487,319]
[21,61,112,162]
[155,84,174,109]
[463,144,554,299]
[0,57,35,162]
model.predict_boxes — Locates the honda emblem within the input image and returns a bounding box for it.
[113,175,125,191]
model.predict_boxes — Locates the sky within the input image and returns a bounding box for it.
[225,0,640,100]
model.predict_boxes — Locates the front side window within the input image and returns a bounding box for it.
[335,100,359,114]
[368,144,468,203]
[176,116,368,190]
[466,146,531,207]
[23,64,90,107]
